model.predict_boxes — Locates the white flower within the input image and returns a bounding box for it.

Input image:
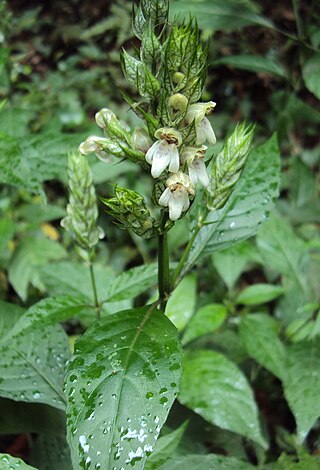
[95,108,116,129]
[145,127,182,178]
[185,101,216,145]
[159,171,195,221]
[181,145,209,187]
[79,136,112,162]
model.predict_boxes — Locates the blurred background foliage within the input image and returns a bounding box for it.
[0,0,320,466]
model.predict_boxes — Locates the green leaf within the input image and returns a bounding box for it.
[239,313,286,380]
[0,322,69,409]
[182,134,280,277]
[65,306,182,470]
[215,55,286,78]
[283,340,320,442]
[7,296,90,340]
[0,301,25,339]
[275,451,320,470]
[40,261,157,306]
[256,214,308,280]
[104,264,158,302]
[179,350,266,447]
[236,283,284,305]
[165,275,197,330]
[170,0,274,32]
[0,454,38,470]
[256,214,311,319]
[182,303,227,344]
[8,236,66,301]
[157,453,257,469]
[0,219,16,253]
[0,132,36,192]
[302,53,320,99]
[145,422,188,470]
[212,240,262,290]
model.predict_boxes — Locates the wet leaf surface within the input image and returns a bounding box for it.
[179,350,267,448]
[65,306,182,469]
[0,453,38,469]
[157,453,257,469]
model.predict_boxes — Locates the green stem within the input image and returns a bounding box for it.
[171,225,200,290]
[158,213,170,312]
[89,262,100,320]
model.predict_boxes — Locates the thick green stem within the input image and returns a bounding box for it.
[89,262,101,320]
[158,213,170,312]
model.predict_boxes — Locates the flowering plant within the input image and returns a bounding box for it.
[60,1,278,468]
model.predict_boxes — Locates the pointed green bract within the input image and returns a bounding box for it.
[180,134,280,279]
[65,306,182,470]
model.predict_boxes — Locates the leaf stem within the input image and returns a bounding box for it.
[158,212,170,311]
[89,261,101,320]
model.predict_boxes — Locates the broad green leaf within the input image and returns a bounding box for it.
[0,454,38,470]
[7,296,91,340]
[65,306,182,470]
[158,453,256,469]
[283,340,320,442]
[145,422,187,470]
[179,350,266,447]
[0,301,25,339]
[170,0,274,31]
[212,240,262,290]
[0,324,69,410]
[302,53,320,99]
[182,135,280,277]
[105,264,158,302]
[215,55,286,78]
[30,433,72,470]
[256,214,309,282]
[239,313,286,380]
[8,236,66,301]
[0,398,66,435]
[40,261,157,305]
[236,284,284,305]
[16,203,65,225]
[182,303,227,345]
[256,214,311,319]
[166,275,197,330]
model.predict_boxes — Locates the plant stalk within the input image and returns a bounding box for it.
[89,261,101,320]
[158,213,170,312]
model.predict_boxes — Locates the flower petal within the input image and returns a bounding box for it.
[159,188,171,207]
[189,159,209,187]
[202,117,216,145]
[168,145,180,173]
[151,141,172,178]
[169,189,188,221]
[146,141,159,164]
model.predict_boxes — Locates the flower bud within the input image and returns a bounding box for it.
[169,93,188,113]
[95,108,116,129]
[172,72,185,84]
[101,186,157,239]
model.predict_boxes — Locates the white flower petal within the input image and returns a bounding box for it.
[189,160,209,187]
[79,136,101,155]
[169,192,185,221]
[95,149,113,163]
[146,141,159,164]
[168,146,180,173]
[151,141,172,178]
[159,188,171,207]
[202,117,216,145]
